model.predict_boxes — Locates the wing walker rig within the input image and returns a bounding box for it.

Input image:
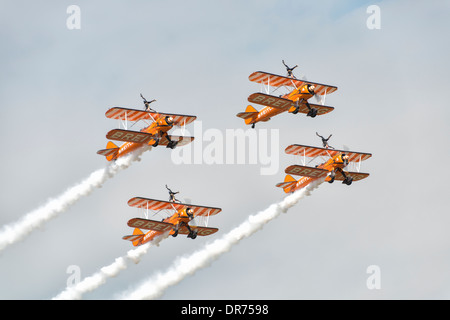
[122,186,222,247]
[97,94,196,161]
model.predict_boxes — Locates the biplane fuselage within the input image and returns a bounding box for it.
[282,152,349,193]
[249,84,315,124]
[131,207,192,246]
[113,116,173,159]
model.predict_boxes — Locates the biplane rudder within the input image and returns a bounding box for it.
[132,228,144,246]
[283,174,296,193]
[244,105,258,125]
[236,105,259,125]
[106,141,119,161]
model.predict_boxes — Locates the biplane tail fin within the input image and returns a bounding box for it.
[236,105,259,125]
[275,174,297,193]
[97,141,120,161]
[122,228,145,246]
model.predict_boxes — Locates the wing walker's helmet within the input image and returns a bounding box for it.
[186,207,194,219]
[165,116,174,125]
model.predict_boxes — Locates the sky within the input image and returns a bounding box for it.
[1,0,450,299]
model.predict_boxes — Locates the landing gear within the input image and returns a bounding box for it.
[152,137,160,147]
[306,101,318,118]
[251,123,255,129]
[328,171,335,184]
[187,230,198,239]
[342,176,353,186]
[328,169,353,185]
[165,134,179,149]
[166,140,179,149]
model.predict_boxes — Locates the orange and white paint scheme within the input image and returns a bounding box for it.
[97,107,196,161]
[276,144,372,193]
[237,71,337,127]
[122,197,222,246]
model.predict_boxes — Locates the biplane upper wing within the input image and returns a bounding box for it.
[127,197,222,217]
[248,93,334,116]
[106,128,155,144]
[285,144,372,162]
[248,71,338,96]
[105,107,196,126]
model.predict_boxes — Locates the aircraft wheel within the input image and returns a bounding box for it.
[188,231,197,239]
[172,229,178,237]
[153,139,160,147]
[343,177,353,185]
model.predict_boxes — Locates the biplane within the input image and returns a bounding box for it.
[122,190,222,246]
[276,139,372,193]
[97,96,196,161]
[237,62,338,128]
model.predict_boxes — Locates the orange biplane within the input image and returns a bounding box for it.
[122,189,222,246]
[97,97,196,161]
[237,62,338,128]
[276,139,372,193]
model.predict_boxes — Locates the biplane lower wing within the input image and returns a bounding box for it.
[248,93,334,116]
[248,92,292,109]
[285,144,372,162]
[127,218,174,232]
[158,135,194,148]
[126,218,218,237]
[106,129,155,144]
[331,171,370,182]
[127,197,222,217]
[178,225,219,237]
[105,107,196,126]
[284,165,329,178]
[248,71,338,96]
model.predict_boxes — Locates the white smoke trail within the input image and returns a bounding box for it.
[52,231,169,300]
[118,178,324,300]
[0,147,150,253]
